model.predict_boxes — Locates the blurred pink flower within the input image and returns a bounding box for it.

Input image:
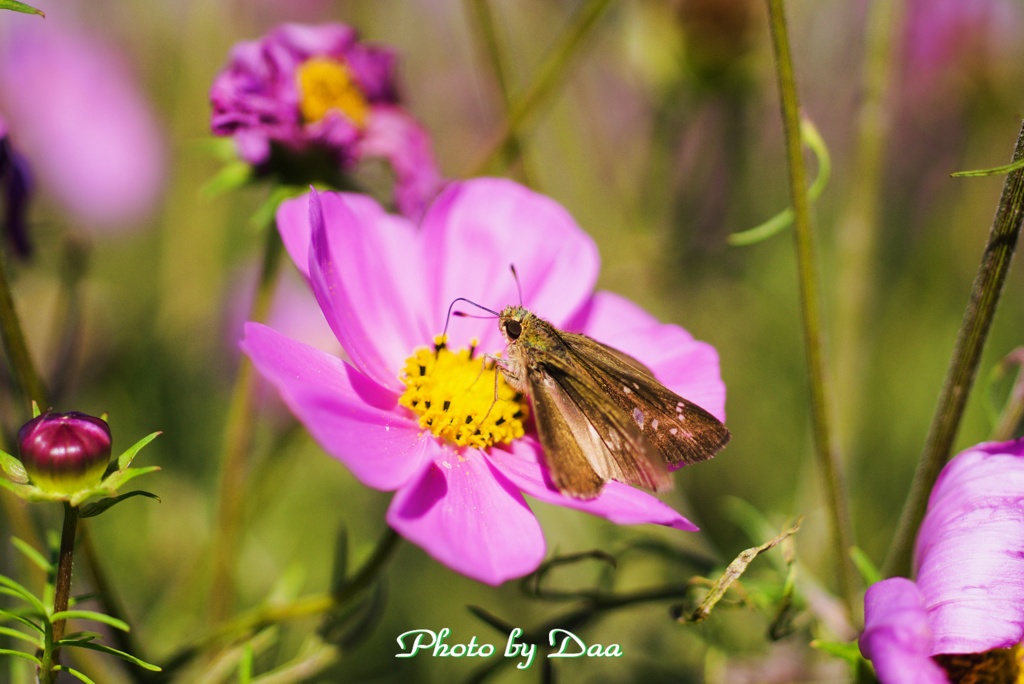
[860,438,1024,683]
[0,20,165,232]
[210,23,443,220]
[241,178,727,584]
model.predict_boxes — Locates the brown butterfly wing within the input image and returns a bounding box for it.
[526,350,672,498]
[559,332,730,467]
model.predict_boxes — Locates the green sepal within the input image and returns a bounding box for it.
[250,185,308,232]
[0,449,29,484]
[31,401,41,418]
[116,432,161,471]
[79,490,160,519]
[58,639,162,671]
[0,0,44,16]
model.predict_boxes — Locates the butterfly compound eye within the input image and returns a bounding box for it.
[505,319,522,340]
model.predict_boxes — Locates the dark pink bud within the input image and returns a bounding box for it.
[18,411,112,496]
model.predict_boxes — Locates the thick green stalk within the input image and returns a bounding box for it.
[466,0,613,176]
[467,0,536,184]
[210,225,284,621]
[0,248,47,412]
[40,502,79,683]
[765,0,857,618]
[835,0,904,445]
[884,121,1024,577]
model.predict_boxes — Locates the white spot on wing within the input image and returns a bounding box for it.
[651,419,659,431]
[632,407,645,428]
[670,428,678,436]
[623,386,631,394]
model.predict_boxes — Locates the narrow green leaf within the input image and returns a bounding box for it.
[849,546,883,586]
[58,640,162,671]
[51,610,130,632]
[31,401,41,419]
[55,665,98,684]
[0,609,45,634]
[0,576,47,614]
[728,117,832,246]
[0,647,41,665]
[9,536,52,573]
[0,0,44,16]
[811,638,863,665]
[0,625,39,645]
[238,644,253,683]
[951,157,1024,178]
[202,160,254,199]
[0,451,28,484]
[116,432,161,471]
[79,491,160,519]
[250,185,307,232]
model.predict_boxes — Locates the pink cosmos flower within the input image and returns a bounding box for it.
[0,19,165,232]
[210,23,443,220]
[860,438,1024,683]
[241,178,727,585]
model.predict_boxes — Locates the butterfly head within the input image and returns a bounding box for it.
[498,305,533,345]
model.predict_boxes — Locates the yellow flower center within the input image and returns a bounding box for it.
[399,336,528,449]
[296,57,370,127]
[934,644,1024,683]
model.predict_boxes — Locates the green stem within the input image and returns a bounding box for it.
[210,225,284,622]
[465,0,613,176]
[834,0,904,446]
[991,349,1024,441]
[884,121,1024,577]
[765,0,857,619]
[467,0,536,185]
[168,526,400,676]
[40,502,79,683]
[0,243,47,412]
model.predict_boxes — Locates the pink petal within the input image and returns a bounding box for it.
[241,322,432,491]
[419,178,600,352]
[0,20,165,231]
[489,441,699,531]
[860,578,948,684]
[913,438,1024,654]
[386,449,546,585]
[358,105,444,221]
[575,291,727,421]
[305,190,431,391]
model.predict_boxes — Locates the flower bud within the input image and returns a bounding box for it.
[17,411,112,496]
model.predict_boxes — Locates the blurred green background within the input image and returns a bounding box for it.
[1,0,1023,681]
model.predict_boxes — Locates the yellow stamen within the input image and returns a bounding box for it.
[399,336,528,449]
[296,57,369,127]
[934,643,1024,683]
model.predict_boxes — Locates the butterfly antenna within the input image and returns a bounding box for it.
[442,297,500,339]
[509,264,523,306]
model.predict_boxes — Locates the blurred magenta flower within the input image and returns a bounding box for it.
[0,114,33,256]
[859,438,1024,683]
[0,20,165,232]
[210,23,443,220]
[18,411,112,498]
[241,178,727,584]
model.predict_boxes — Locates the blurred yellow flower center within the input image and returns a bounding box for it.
[399,336,528,449]
[934,644,1024,683]
[296,57,369,127]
